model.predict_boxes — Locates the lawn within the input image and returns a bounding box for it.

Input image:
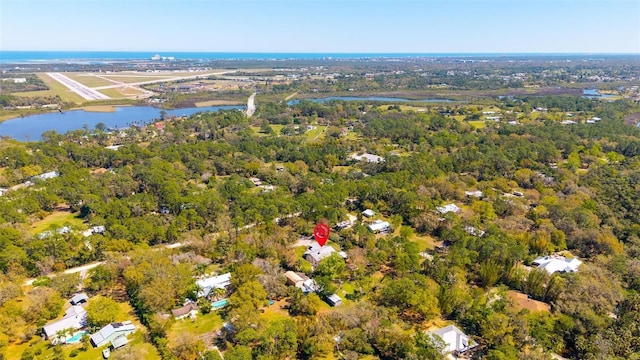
[305,126,327,142]
[30,210,85,235]
[37,73,85,103]
[412,234,439,251]
[468,120,487,129]
[167,312,224,343]
[98,88,129,98]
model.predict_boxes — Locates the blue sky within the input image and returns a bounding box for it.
[1,0,638,53]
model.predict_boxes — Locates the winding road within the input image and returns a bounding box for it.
[246,92,257,117]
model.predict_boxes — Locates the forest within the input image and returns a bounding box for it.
[0,91,640,360]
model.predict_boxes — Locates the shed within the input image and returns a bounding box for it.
[111,335,129,349]
[326,294,342,307]
[362,209,375,217]
[70,293,89,305]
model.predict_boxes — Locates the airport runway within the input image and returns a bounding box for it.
[46,72,110,101]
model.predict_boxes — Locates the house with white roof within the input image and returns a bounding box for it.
[362,209,376,217]
[428,325,477,356]
[464,226,485,237]
[367,220,390,233]
[436,204,460,214]
[464,190,484,198]
[532,255,582,274]
[32,171,59,181]
[43,305,87,342]
[349,153,385,163]
[90,321,136,348]
[196,273,231,298]
[70,293,89,305]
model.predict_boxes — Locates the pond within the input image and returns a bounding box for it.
[0,105,244,141]
[287,96,455,105]
[583,89,616,99]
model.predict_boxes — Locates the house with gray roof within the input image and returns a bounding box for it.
[90,321,136,348]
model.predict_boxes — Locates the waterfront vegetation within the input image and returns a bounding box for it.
[0,57,640,359]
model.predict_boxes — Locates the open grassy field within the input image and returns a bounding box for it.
[77,105,117,112]
[100,76,175,84]
[412,233,440,251]
[11,89,59,98]
[468,120,487,129]
[30,209,85,235]
[305,126,326,142]
[37,73,85,103]
[195,99,244,107]
[167,312,224,343]
[64,74,118,87]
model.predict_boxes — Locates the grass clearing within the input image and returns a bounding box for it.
[305,126,326,142]
[30,210,84,235]
[101,76,174,84]
[412,234,439,251]
[195,100,243,107]
[167,311,224,343]
[97,88,129,98]
[77,105,117,112]
[468,120,487,129]
[11,89,59,98]
[65,74,117,87]
[37,73,85,103]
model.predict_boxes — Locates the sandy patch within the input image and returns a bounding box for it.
[507,290,550,313]
[80,105,117,112]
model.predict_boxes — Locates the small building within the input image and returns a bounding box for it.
[70,293,89,305]
[428,325,477,356]
[464,226,485,237]
[367,220,390,233]
[43,305,87,342]
[349,153,385,163]
[326,294,343,307]
[196,273,231,298]
[532,255,582,274]
[111,335,129,349]
[249,177,262,186]
[362,209,376,218]
[172,301,199,320]
[465,190,484,198]
[90,321,136,348]
[32,171,59,181]
[334,220,352,230]
[436,204,460,214]
[284,271,319,293]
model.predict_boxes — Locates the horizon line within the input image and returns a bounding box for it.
[3,50,640,55]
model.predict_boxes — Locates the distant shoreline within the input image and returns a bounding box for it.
[2,51,639,64]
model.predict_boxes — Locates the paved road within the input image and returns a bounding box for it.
[93,70,238,90]
[46,72,110,100]
[246,93,257,117]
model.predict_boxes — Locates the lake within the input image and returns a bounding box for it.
[583,89,616,99]
[288,96,455,105]
[0,105,243,141]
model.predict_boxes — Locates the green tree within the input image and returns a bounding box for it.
[86,297,120,329]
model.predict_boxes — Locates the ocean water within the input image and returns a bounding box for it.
[0,51,621,64]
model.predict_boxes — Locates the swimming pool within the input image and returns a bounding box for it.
[212,299,228,309]
[66,331,87,343]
